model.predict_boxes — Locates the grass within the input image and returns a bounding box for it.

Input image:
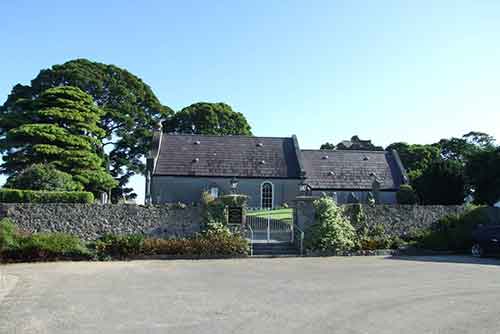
[246,208,293,220]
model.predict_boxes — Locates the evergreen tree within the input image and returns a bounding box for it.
[1,86,116,193]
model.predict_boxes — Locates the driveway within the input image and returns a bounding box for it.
[1,256,499,334]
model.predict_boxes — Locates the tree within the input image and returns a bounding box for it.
[437,131,495,163]
[163,102,252,135]
[466,148,500,205]
[0,59,173,201]
[385,142,440,180]
[1,86,116,193]
[321,136,383,151]
[413,160,465,205]
[5,164,82,191]
[320,142,335,150]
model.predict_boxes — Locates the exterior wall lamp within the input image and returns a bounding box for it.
[299,180,308,195]
[230,177,239,193]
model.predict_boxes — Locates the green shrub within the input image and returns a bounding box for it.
[201,191,226,227]
[94,234,145,259]
[305,196,357,253]
[417,206,492,251]
[396,184,418,204]
[143,231,249,257]
[0,219,18,251]
[0,188,94,203]
[5,164,83,192]
[2,232,91,261]
[357,224,395,250]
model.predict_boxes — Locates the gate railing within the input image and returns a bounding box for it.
[246,215,293,243]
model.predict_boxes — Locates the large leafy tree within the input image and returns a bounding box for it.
[163,102,252,135]
[413,160,466,205]
[0,59,173,201]
[466,148,500,205]
[1,86,116,193]
[437,131,496,163]
[385,142,440,180]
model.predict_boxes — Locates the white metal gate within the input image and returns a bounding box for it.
[246,215,293,243]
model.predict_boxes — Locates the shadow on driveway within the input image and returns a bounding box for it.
[387,255,500,266]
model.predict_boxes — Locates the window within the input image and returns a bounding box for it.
[210,187,219,198]
[261,182,273,209]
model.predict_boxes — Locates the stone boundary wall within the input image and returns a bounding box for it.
[0,204,203,240]
[343,204,467,236]
[294,197,468,237]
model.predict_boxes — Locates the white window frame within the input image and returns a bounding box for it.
[260,181,274,209]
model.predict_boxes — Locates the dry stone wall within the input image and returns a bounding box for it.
[0,203,203,240]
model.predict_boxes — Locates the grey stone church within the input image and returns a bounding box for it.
[145,130,408,208]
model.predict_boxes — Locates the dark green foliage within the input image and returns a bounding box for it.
[0,219,17,251]
[413,160,465,205]
[201,191,226,227]
[94,234,145,259]
[438,131,496,163]
[0,59,173,200]
[164,102,252,135]
[320,142,335,150]
[0,189,94,203]
[1,228,91,262]
[385,142,440,180]
[5,164,83,191]
[1,86,117,193]
[396,184,418,204]
[357,224,396,250]
[417,206,492,251]
[466,148,500,205]
[143,234,249,257]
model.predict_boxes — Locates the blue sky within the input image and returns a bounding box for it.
[2,1,499,203]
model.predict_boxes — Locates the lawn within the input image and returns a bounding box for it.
[246,208,293,220]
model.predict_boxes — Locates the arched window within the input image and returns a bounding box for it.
[261,182,273,209]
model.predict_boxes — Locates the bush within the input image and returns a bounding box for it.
[396,184,418,204]
[417,206,492,251]
[201,191,226,227]
[94,234,145,259]
[305,196,357,253]
[5,164,83,192]
[0,188,94,203]
[357,224,396,250]
[0,219,17,251]
[1,232,91,262]
[143,234,249,257]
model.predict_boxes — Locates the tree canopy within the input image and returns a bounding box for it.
[0,86,116,193]
[385,142,440,180]
[163,102,252,135]
[321,136,383,151]
[0,58,173,201]
[466,148,500,205]
[5,164,82,191]
[413,160,466,205]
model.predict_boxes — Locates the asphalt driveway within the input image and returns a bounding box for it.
[1,256,499,334]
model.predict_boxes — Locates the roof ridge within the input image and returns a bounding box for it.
[301,149,388,153]
[164,133,292,140]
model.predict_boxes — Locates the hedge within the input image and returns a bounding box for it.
[0,188,94,203]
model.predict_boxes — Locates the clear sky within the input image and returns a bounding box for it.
[1,1,499,203]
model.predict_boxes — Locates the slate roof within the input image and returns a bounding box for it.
[301,149,406,190]
[153,133,302,178]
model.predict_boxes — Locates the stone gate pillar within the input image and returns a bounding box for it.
[293,196,318,232]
